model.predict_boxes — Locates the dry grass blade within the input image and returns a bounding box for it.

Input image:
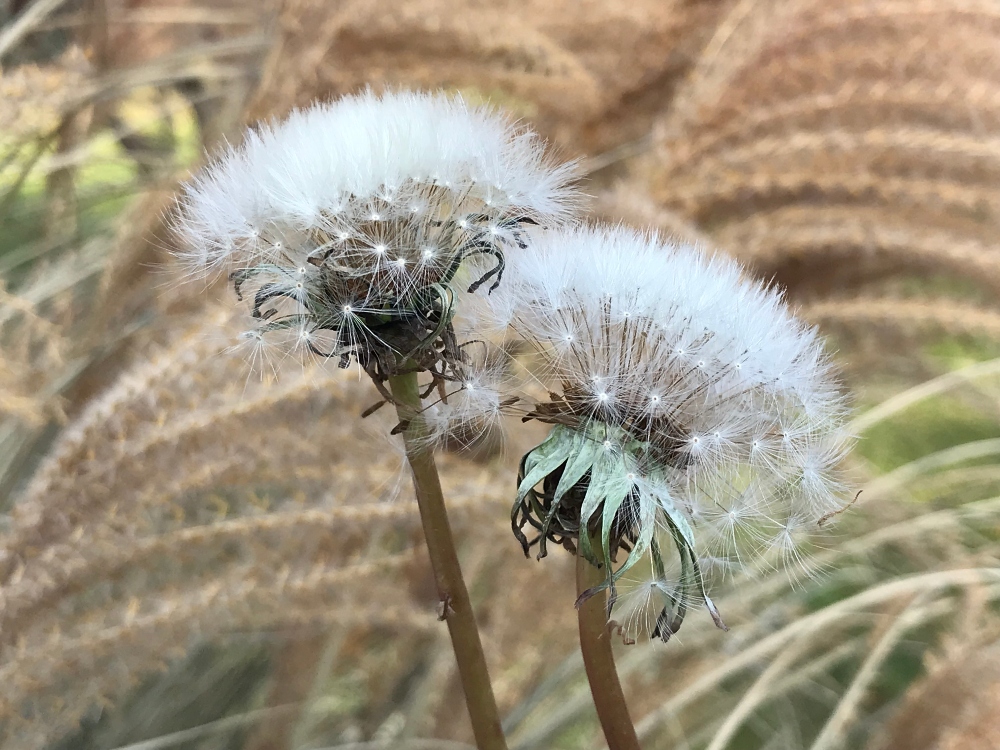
[299,742,476,750]
[104,704,301,750]
[0,0,71,59]
[807,596,935,750]
[739,494,1000,609]
[862,439,1000,500]
[703,633,820,750]
[41,7,260,30]
[633,569,1000,741]
[851,357,1000,433]
[74,34,272,107]
[800,298,1000,342]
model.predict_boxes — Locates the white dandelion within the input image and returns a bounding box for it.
[174,89,579,381]
[473,224,853,641]
[171,90,592,745]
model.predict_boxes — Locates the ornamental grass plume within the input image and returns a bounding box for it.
[174,89,578,750]
[639,0,1000,369]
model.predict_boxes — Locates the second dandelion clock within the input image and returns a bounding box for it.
[474,224,853,642]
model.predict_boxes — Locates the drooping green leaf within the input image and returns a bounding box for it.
[612,489,657,584]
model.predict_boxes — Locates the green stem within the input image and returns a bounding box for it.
[388,372,508,750]
[576,545,642,750]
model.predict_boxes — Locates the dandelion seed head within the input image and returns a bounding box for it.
[174,89,579,374]
[498,225,854,640]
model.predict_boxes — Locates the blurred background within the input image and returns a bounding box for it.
[3,0,1000,748]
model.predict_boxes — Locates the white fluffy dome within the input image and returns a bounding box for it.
[477,224,854,640]
[175,89,579,271]
[173,90,579,380]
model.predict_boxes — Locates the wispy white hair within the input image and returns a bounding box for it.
[479,224,853,640]
[175,89,579,271]
[172,90,579,392]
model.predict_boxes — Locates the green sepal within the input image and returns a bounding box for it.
[536,430,602,558]
[610,489,656,585]
[578,450,631,568]
[661,503,728,632]
[551,430,602,507]
[515,425,576,504]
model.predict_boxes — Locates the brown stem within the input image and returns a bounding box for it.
[388,372,508,750]
[576,547,642,750]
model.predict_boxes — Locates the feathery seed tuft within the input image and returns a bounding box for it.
[472,224,854,641]
[174,90,578,387]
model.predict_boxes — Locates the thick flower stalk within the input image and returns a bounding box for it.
[472,224,853,641]
[175,90,579,750]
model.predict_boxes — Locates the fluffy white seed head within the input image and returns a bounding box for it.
[176,90,577,270]
[174,89,579,372]
[495,225,854,640]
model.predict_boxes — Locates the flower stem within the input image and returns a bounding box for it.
[576,546,642,750]
[388,371,508,750]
